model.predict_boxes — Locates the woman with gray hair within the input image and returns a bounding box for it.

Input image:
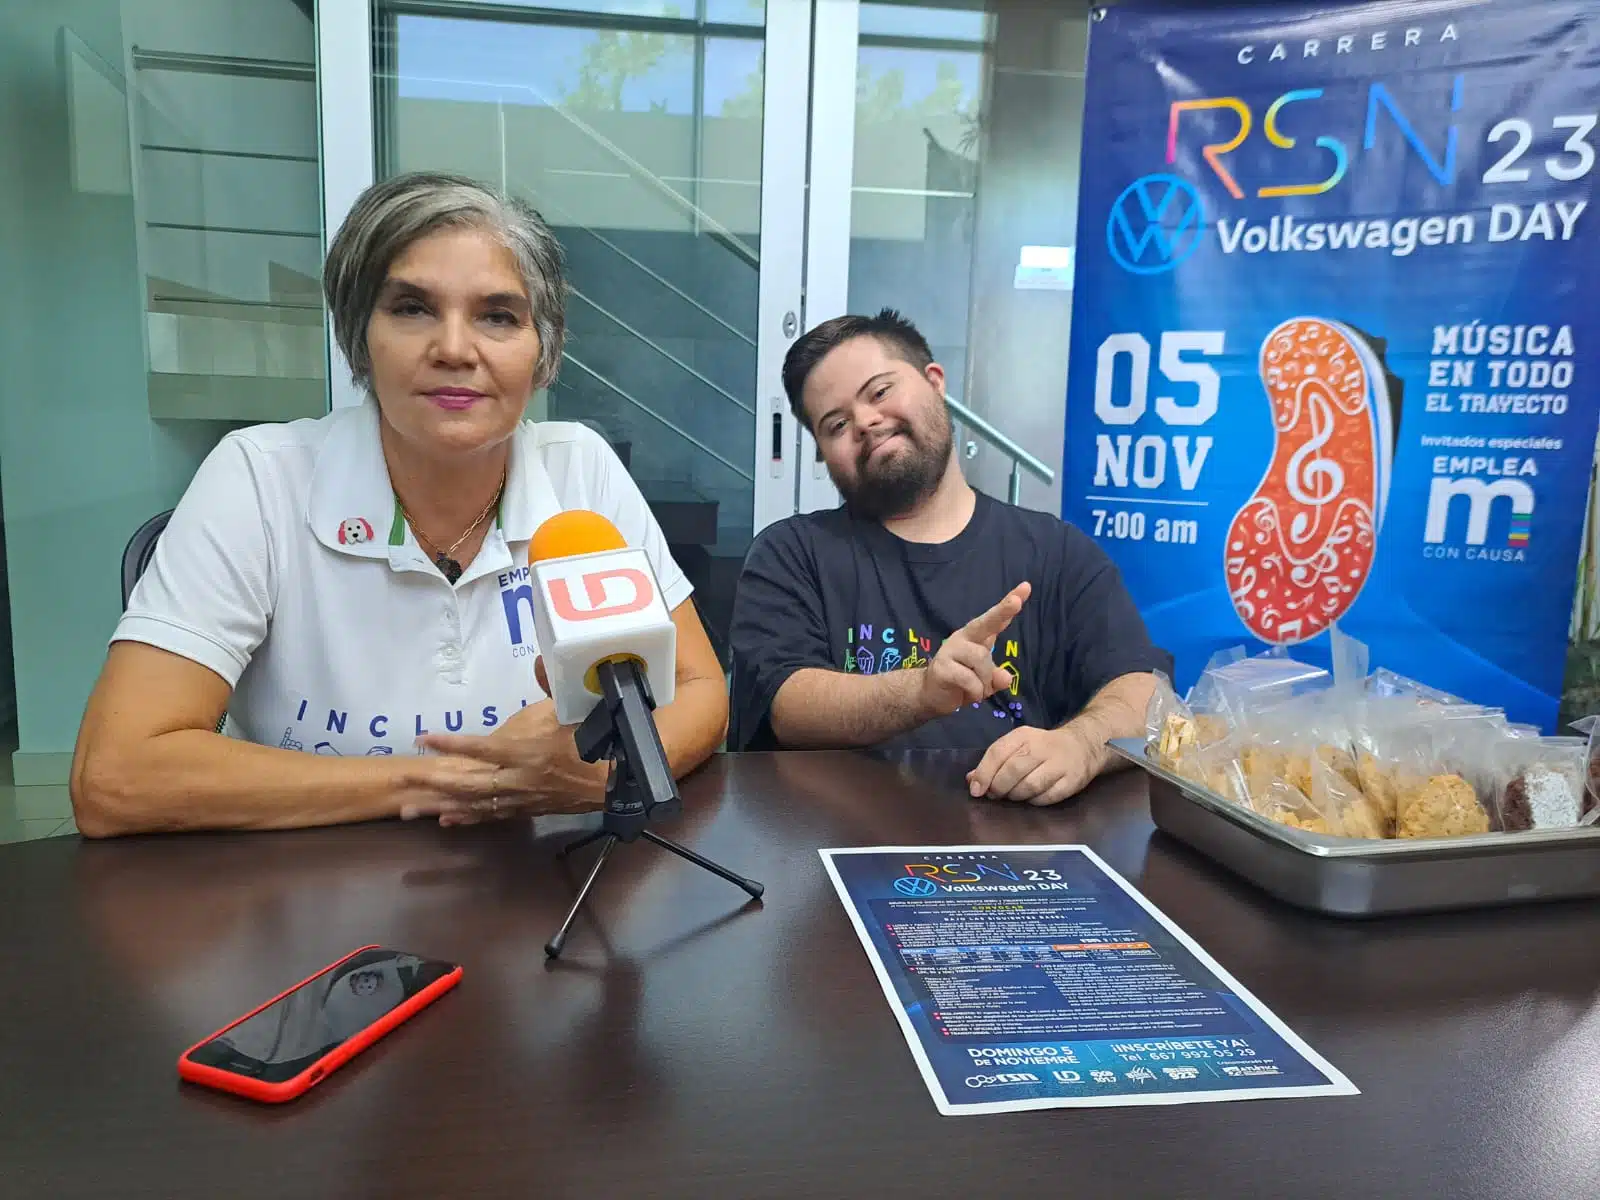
[70,172,728,836]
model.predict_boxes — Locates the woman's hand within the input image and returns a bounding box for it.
[408,698,607,825]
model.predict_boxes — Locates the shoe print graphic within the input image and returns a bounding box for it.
[1225,317,1399,645]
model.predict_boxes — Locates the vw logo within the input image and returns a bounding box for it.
[1106,173,1205,275]
[893,876,939,897]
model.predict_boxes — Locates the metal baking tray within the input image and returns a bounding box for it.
[1107,738,1600,917]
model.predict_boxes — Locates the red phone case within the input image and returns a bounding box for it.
[177,944,462,1103]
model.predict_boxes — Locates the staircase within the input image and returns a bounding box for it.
[545,223,760,664]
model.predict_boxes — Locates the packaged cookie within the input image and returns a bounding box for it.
[1425,710,1511,831]
[1232,697,1309,803]
[1347,701,1485,837]
[1499,736,1587,832]
[1247,770,1336,836]
[1383,710,1497,838]
[1394,772,1491,839]
[1280,736,1363,799]
[1229,690,1355,814]
[1307,687,1366,788]
[1304,631,1371,793]
[1310,751,1387,839]
[1355,752,1399,829]
[1348,696,1432,827]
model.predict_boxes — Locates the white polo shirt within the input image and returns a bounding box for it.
[114,402,692,756]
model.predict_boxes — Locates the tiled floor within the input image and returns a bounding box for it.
[0,727,77,844]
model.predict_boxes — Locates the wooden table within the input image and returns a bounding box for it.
[2,751,1596,1199]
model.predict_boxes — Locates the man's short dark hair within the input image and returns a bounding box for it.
[781,308,934,428]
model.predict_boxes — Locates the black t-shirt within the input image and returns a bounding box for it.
[728,492,1173,751]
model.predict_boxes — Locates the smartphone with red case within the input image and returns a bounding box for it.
[177,945,461,1103]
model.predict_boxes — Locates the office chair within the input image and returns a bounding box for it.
[121,510,173,610]
[120,510,226,734]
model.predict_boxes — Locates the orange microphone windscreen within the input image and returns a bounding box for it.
[529,509,627,563]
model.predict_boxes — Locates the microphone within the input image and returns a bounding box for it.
[528,510,677,727]
[528,510,679,824]
[530,510,765,961]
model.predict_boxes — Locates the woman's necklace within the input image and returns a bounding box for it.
[396,473,506,584]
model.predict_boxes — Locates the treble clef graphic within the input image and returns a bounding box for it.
[1284,389,1343,546]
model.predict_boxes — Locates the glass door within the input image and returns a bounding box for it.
[798,0,1084,516]
[798,0,993,513]
[352,0,809,663]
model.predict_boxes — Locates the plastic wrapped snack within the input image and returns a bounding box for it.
[1186,646,1330,728]
[1389,714,1494,838]
[1185,646,1245,715]
[1429,710,1510,830]
[1218,688,1354,818]
[1232,701,1300,804]
[1329,626,1370,691]
[1394,773,1490,839]
[1311,752,1387,839]
[1310,689,1366,786]
[1261,699,1381,837]
[1350,697,1443,828]
[1247,770,1336,836]
[1173,734,1251,807]
[1355,754,1398,829]
[1280,736,1364,801]
[1227,702,1332,827]
[1500,736,1588,831]
[1147,674,1194,767]
[1366,668,1470,707]
[1382,713,1491,838]
[1146,672,1227,774]
[1567,715,1600,824]
[1204,742,1252,806]
[1146,672,1191,766]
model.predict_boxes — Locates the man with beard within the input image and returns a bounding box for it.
[728,310,1170,806]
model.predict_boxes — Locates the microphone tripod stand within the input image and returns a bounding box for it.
[545,660,764,959]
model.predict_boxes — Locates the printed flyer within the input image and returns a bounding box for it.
[1061,0,1600,729]
[819,846,1356,1115]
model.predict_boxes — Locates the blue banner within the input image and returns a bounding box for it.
[1062,0,1600,729]
[820,846,1355,1114]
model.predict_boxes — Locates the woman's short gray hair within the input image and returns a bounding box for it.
[323,171,566,390]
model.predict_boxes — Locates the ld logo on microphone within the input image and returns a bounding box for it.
[548,568,654,622]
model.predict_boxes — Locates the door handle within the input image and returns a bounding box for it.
[770,400,785,478]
